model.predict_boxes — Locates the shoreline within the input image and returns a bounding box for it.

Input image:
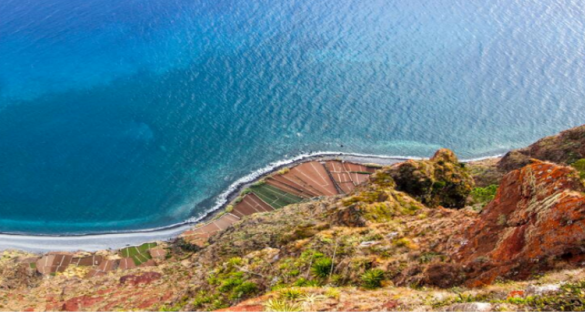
[0,151,503,253]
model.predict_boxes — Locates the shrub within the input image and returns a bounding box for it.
[230,281,258,300]
[210,299,229,310]
[293,278,320,287]
[311,257,333,278]
[191,293,213,308]
[226,257,244,268]
[572,159,585,179]
[263,299,301,312]
[361,269,385,289]
[278,287,306,300]
[470,185,498,204]
[175,238,201,253]
[324,287,341,299]
[393,238,415,249]
[218,272,244,292]
[329,274,344,286]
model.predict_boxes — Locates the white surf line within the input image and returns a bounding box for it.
[0,223,193,253]
[0,151,504,253]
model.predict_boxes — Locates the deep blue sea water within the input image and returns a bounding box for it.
[1,0,585,234]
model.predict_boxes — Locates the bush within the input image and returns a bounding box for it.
[175,238,201,253]
[293,277,320,287]
[324,287,341,299]
[311,257,333,278]
[278,287,306,300]
[572,159,585,179]
[263,299,301,312]
[470,185,498,204]
[191,293,213,308]
[218,272,244,292]
[230,281,258,300]
[361,269,385,289]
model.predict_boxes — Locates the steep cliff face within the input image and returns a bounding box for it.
[456,160,585,287]
[498,125,585,171]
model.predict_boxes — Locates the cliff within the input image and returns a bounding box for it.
[498,125,585,171]
[2,125,585,311]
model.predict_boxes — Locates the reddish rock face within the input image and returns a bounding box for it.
[456,161,585,286]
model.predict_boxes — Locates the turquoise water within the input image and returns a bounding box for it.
[1,0,585,234]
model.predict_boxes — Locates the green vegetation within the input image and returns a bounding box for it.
[118,242,157,265]
[230,282,258,300]
[200,257,261,309]
[278,167,291,175]
[263,298,302,312]
[278,287,306,300]
[361,269,385,289]
[293,277,320,287]
[470,185,498,205]
[191,292,213,309]
[324,287,341,299]
[311,257,333,279]
[430,293,489,308]
[250,184,303,209]
[175,238,201,253]
[493,281,585,311]
[571,159,585,179]
[218,272,245,292]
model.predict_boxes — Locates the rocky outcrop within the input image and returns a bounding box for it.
[498,125,585,172]
[389,149,474,208]
[456,160,585,286]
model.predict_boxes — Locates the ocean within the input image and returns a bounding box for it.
[1,0,584,234]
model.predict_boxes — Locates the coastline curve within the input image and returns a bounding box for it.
[0,151,502,253]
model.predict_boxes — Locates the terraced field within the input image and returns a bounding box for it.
[181,159,377,246]
[249,183,303,209]
[119,242,157,266]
